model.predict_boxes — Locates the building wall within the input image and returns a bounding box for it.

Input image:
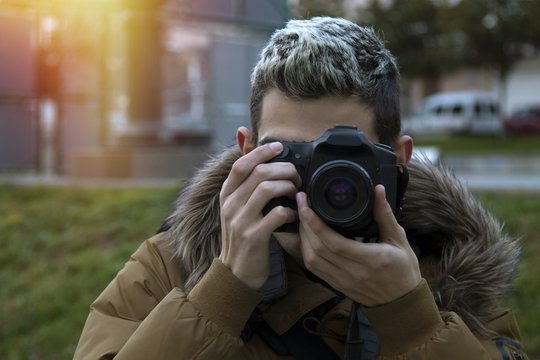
[163,0,290,150]
[506,57,540,114]
[0,0,289,177]
[0,7,39,170]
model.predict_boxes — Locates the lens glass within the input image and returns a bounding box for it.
[309,160,373,227]
[324,177,357,210]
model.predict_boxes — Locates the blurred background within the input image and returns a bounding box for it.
[1,0,540,182]
[0,0,539,359]
[0,0,291,181]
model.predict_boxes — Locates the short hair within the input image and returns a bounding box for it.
[250,17,401,145]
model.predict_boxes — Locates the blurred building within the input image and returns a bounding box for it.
[404,59,540,116]
[0,4,39,171]
[2,1,538,180]
[0,0,290,179]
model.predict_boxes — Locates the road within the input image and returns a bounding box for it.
[455,173,540,192]
[444,154,540,192]
[1,154,539,192]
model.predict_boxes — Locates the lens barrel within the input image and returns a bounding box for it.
[308,160,373,229]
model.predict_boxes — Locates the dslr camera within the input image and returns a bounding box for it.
[265,125,408,238]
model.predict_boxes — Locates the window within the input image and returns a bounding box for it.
[452,104,463,115]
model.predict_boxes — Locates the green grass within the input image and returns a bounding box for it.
[0,183,538,359]
[478,192,540,357]
[414,134,540,155]
[0,183,180,360]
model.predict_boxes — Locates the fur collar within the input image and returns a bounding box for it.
[161,146,521,336]
[399,158,520,335]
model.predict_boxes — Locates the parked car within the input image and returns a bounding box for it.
[402,91,503,136]
[504,104,540,135]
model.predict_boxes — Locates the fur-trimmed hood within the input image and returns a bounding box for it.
[160,146,521,336]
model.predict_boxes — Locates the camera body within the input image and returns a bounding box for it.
[265,125,407,238]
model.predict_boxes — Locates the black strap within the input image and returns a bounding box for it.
[258,236,288,302]
[281,315,341,360]
[396,164,409,215]
[344,303,379,360]
[244,299,341,360]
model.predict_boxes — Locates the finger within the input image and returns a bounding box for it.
[221,142,283,197]
[241,162,301,200]
[258,205,297,236]
[221,162,300,222]
[297,212,339,280]
[226,179,298,240]
[373,185,407,246]
[297,192,382,262]
[297,211,361,291]
[297,192,350,261]
[245,179,298,215]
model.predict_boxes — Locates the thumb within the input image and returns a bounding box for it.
[373,184,406,246]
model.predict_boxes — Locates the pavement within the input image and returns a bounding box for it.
[1,154,539,192]
[454,173,540,192]
[1,172,539,193]
[0,173,182,188]
[443,154,540,192]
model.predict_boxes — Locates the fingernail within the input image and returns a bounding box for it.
[296,192,305,206]
[269,142,282,153]
[296,193,312,220]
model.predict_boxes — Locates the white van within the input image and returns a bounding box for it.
[402,91,503,136]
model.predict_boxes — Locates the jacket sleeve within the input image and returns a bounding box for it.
[73,239,262,360]
[362,280,528,360]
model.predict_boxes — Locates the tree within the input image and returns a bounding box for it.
[449,0,540,79]
[291,0,540,96]
[356,0,460,80]
[288,0,345,18]
[442,0,540,107]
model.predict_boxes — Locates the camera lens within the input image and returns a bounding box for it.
[308,160,373,229]
[325,177,357,210]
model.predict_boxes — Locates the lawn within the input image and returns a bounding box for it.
[0,183,180,359]
[0,182,539,359]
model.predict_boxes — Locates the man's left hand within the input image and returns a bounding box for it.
[297,185,422,307]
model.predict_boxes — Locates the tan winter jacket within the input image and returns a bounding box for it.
[74,147,528,359]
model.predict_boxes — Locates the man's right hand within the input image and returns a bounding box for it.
[218,142,300,290]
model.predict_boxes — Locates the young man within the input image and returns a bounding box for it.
[74,17,527,359]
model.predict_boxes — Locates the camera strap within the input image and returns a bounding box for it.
[344,302,379,360]
[396,164,409,214]
[242,297,341,360]
[258,236,288,302]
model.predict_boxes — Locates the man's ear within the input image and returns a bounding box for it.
[237,126,256,155]
[393,135,413,165]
